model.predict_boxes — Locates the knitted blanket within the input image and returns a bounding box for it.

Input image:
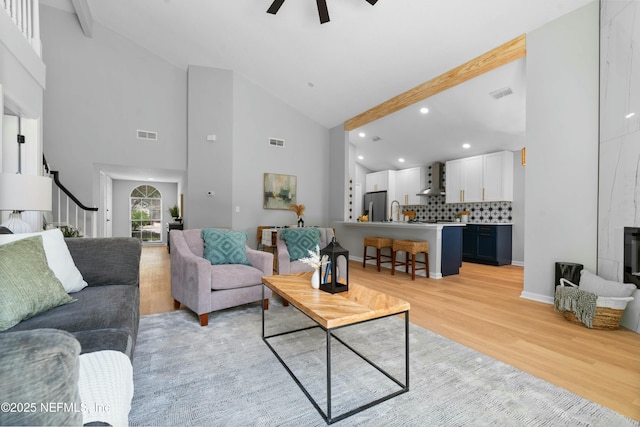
[554,286,598,328]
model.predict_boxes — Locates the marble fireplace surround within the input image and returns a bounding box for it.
[599,0,640,332]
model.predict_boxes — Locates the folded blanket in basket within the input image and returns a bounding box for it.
[554,286,598,328]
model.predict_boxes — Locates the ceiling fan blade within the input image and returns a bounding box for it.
[267,0,286,15]
[316,0,330,23]
[365,0,379,4]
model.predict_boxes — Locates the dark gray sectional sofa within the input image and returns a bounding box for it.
[0,237,141,426]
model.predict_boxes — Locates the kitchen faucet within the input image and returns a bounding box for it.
[390,200,400,221]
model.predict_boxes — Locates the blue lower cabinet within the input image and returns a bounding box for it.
[441,226,463,276]
[462,224,512,266]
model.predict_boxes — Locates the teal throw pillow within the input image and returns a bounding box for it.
[201,229,250,265]
[0,236,76,331]
[281,228,321,261]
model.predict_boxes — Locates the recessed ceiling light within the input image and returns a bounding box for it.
[357,155,364,160]
[398,158,405,163]
[420,107,429,114]
[626,112,636,119]
[358,132,366,138]
[462,143,471,149]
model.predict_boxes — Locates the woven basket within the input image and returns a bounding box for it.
[561,307,625,330]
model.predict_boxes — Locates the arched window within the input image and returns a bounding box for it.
[130,185,162,243]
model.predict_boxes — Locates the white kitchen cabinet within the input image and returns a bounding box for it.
[482,151,513,201]
[395,167,423,205]
[446,155,483,203]
[445,151,513,203]
[365,170,395,193]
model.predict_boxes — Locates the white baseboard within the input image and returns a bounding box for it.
[520,291,553,305]
[511,261,524,267]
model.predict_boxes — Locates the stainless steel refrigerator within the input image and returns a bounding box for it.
[363,191,387,222]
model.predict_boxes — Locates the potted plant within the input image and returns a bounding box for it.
[288,204,305,227]
[168,204,181,223]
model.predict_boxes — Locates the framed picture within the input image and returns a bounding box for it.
[263,173,297,209]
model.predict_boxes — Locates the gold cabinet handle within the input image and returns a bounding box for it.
[404,194,408,204]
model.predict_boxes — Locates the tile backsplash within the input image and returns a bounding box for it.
[401,195,512,223]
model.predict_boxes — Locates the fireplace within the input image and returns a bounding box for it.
[624,227,640,289]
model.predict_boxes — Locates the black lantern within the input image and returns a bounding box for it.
[319,237,349,293]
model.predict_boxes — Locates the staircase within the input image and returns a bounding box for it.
[43,157,98,237]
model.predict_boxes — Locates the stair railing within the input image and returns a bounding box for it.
[43,156,98,237]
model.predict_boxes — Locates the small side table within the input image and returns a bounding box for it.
[167,222,184,253]
[261,228,279,273]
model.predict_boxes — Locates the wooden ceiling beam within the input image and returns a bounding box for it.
[344,34,526,131]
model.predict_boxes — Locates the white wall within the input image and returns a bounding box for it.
[511,149,526,265]
[40,6,187,209]
[186,66,331,247]
[522,2,600,303]
[186,66,234,230]
[232,73,330,244]
[0,10,46,230]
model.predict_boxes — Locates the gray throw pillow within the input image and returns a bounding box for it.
[0,235,75,331]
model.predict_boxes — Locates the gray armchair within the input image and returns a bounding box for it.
[170,228,273,326]
[277,227,346,275]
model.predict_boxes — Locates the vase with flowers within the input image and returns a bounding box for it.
[288,204,305,227]
[299,245,329,289]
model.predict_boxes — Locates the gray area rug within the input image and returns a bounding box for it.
[129,301,639,426]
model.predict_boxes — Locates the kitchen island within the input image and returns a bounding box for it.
[333,221,466,279]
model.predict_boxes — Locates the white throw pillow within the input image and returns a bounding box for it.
[0,229,88,293]
[579,270,636,298]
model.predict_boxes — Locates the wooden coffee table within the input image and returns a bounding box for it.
[261,272,410,424]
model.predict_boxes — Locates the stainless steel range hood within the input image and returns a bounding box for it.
[417,162,445,196]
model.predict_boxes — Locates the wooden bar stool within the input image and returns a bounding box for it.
[362,236,394,272]
[392,240,429,280]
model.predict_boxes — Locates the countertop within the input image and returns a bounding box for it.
[341,221,466,229]
[341,221,512,228]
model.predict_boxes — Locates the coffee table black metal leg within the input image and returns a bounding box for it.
[406,311,410,390]
[263,304,409,425]
[326,328,332,422]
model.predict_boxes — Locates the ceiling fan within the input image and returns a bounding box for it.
[267,0,379,24]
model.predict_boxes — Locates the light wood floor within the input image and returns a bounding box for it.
[140,246,640,421]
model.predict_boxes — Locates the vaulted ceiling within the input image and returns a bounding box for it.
[41,0,593,171]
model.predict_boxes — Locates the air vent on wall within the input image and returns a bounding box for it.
[269,137,285,148]
[489,87,513,100]
[137,130,158,141]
